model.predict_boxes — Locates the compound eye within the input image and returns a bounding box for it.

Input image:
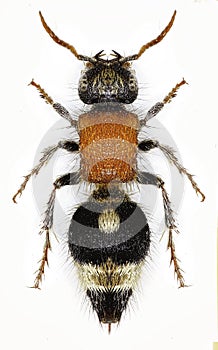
[80,78,88,92]
[129,77,136,91]
[122,61,131,68]
[85,62,94,68]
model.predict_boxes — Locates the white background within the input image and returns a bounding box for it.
[1,0,218,349]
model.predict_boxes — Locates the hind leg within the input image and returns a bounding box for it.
[32,171,80,289]
[138,172,186,287]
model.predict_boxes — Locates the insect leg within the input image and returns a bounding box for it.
[138,172,186,288]
[140,79,187,125]
[29,80,77,127]
[33,186,56,289]
[33,171,80,289]
[13,140,79,203]
[138,139,205,201]
[54,172,80,188]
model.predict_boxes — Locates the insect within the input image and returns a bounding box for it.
[13,10,205,332]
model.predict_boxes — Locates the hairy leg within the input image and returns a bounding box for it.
[29,80,77,127]
[138,139,205,201]
[13,140,79,203]
[140,79,187,125]
[32,171,80,288]
[138,171,186,287]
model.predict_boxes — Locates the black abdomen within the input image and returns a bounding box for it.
[68,195,150,265]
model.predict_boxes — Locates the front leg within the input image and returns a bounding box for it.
[140,79,187,125]
[30,80,77,127]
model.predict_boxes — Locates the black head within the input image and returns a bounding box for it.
[39,10,176,105]
[78,51,138,104]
